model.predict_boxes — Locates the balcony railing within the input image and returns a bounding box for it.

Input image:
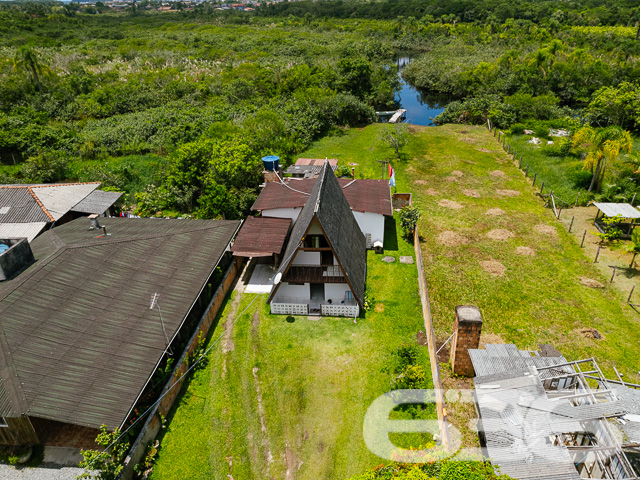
[284,264,344,283]
[271,296,359,317]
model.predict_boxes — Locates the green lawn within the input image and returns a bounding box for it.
[151,211,432,480]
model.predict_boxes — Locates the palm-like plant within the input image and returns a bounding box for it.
[12,47,51,92]
[572,126,633,192]
[623,229,640,268]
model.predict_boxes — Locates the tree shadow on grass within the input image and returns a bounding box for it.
[384,215,399,251]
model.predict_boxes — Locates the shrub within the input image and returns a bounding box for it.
[21,151,68,182]
[400,205,421,237]
[509,123,526,135]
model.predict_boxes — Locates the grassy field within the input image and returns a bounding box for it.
[150,211,432,480]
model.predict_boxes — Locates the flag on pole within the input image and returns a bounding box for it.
[389,164,396,187]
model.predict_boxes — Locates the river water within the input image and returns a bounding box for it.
[395,57,452,126]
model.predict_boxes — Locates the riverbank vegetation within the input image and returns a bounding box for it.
[3,2,640,212]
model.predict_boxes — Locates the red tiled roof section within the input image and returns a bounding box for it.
[251,179,392,216]
[339,179,393,216]
[231,216,292,257]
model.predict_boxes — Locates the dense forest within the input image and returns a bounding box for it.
[2,0,640,214]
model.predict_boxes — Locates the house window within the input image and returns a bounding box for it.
[0,417,8,427]
[304,235,328,248]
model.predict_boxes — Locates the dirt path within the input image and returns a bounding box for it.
[222,261,253,376]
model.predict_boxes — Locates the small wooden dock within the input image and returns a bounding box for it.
[375,109,406,124]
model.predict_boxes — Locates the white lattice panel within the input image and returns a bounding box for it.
[271,303,308,315]
[321,304,359,317]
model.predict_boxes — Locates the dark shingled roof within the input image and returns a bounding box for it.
[252,178,392,216]
[0,217,240,429]
[231,216,291,257]
[268,163,366,307]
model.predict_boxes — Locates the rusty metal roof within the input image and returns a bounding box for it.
[295,158,338,166]
[252,178,392,216]
[231,216,291,257]
[0,217,240,429]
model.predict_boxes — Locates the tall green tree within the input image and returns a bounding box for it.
[572,126,633,192]
[12,47,50,92]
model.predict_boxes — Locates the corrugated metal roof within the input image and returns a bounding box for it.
[0,217,240,429]
[231,216,291,257]
[268,163,367,307]
[594,202,640,219]
[32,183,100,220]
[0,223,47,242]
[71,190,123,214]
[252,178,392,216]
[469,344,570,377]
[295,158,338,166]
[0,188,52,223]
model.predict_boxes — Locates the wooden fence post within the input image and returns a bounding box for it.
[569,216,574,232]
[532,173,537,186]
[540,181,545,194]
[575,191,581,207]
[594,245,601,263]
[525,165,529,177]
[628,285,635,303]
[581,230,587,247]
[611,266,617,283]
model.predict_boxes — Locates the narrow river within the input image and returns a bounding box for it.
[395,57,452,126]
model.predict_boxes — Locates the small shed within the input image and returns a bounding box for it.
[593,202,640,238]
[284,158,338,179]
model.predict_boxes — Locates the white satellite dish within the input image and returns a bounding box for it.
[273,272,282,285]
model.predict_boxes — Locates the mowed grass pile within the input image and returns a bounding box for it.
[151,213,432,480]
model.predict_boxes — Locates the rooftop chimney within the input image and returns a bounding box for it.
[0,238,35,281]
[89,214,101,230]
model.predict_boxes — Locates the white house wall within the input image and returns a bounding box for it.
[324,283,352,303]
[292,251,320,265]
[262,207,301,223]
[275,282,310,301]
[352,211,385,245]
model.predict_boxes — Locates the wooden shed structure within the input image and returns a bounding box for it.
[593,202,640,239]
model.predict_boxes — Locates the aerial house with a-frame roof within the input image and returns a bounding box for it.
[267,162,366,317]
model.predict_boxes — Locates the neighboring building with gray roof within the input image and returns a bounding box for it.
[470,344,639,480]
[0,183,121,241]
[0,217,240,447]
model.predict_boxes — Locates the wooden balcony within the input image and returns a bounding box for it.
[283,265,344,283]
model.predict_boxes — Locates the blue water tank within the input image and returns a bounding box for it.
[262,155,280,171]
[0,244,9,254]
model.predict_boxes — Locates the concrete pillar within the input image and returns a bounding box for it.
[450,305,482,377]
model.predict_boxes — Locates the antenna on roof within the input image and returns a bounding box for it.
[151,293,173,354]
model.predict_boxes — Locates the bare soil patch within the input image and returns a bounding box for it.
[451,170,464,177]
[485,208,505,216]
[478,148,491,153]
[462,189,481,198]
[579,327,604,340]
[516,246,535,256]
[445,176,459,182]
[461,137,476,144]
[496,189,521,197]
[414,179,427,185]
[416,331,428,346]
[438,199,464,210]
[439,231,469,247]
[425,188,439,196]
[487,229,515,241]
[535,224,558,236]
[489,170,506,178]
[374,303,384,313]
[480,260,506,276]
[580,277,604,288]
[479,332,505,349]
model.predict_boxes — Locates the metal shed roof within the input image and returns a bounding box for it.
[71,190,123,214]
[593,202,640,219]
[0,217,240,430]
[0,223,48,242]
[231,216,291,257]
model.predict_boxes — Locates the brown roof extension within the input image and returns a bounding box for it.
[231,216,291,257]
[252,178,392,216]
[0,217,240,430]
[295,158,338,166]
